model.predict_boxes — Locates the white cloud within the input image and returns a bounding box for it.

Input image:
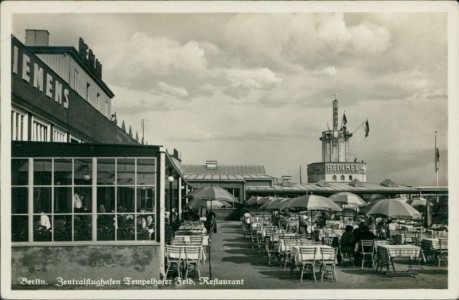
[224,68,282,89]
[104,32,209,89]
[156,81,189,98]
[312,66,338,77]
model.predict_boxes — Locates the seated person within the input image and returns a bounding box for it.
[242,211,252,225]
[298,216,308,235]
[353,225,376,266]
[340,225,355,256]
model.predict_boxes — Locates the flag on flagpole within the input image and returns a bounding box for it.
[435,146,440,171]
[364,120,370,137]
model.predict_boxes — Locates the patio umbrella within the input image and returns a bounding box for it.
[363,198,422,219]
[329,192,367,208]
[269,198,291,211]
[192,186,238,203]
[247,196,261,205]
[259,197,280,210]
[406,197,431,207]
[247,196,273,206]
[185,198,231,209]
[188,186,237,280]
[282,195,342,212]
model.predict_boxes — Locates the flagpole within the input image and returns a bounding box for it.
[351,118,368,135]
[435,131,439,208]
[435,131,438,187]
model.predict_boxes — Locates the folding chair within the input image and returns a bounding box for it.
[298,247,317,283]
[319,248,337,282]
[257,232,267,254]
[265,236,279,266]
[242,223,251,239]
[189,235,203,245]
[281,239,298,268]
[360,240,376,269]
[375,246,395,273]
[165,246,183,278]
[250,229,258,250]
[183,246,202,279]
[172,236,187,245]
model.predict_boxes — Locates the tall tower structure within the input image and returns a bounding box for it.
[320,99,352,162]
[307,97,367,183]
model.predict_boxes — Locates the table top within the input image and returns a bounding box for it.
[377,244,422,258]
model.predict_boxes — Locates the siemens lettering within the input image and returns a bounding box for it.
[12,44,69,109]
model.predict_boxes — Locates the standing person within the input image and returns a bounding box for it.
[206,209,217,234]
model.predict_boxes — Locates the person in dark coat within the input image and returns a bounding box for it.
[206,210,217,233]
[353,225,376,266]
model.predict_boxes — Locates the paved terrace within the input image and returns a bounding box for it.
[167,221,447,290]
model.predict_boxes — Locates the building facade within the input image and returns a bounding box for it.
[9,31,184,287]
[11,32,134,144]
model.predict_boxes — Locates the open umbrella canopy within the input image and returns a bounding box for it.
[185,198,231,209]
[363,198,422,219]
[247,196,273,205]
[268,198,291,211]
[282,195,342,212]
[329,192,367,208]
[258,197,279,210]
[191,186,238,203]
[406,197,431,207]
[247,196,261,205]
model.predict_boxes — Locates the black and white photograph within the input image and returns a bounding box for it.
[1,1,458,299]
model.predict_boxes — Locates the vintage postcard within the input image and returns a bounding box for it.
[1,1,458,299]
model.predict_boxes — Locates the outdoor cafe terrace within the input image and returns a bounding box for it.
[159,191,448,290]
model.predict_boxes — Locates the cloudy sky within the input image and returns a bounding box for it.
[12,9,449,186]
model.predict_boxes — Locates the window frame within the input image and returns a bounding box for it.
[11,156,158,245]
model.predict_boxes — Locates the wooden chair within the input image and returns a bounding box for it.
[242,222,251,239]
[250,229,258,250]
[375,246,395,273]
[360,240,376,269]
[265,237,279,266]
[257,232,267,254]
[297,239,313,246]
[165,246,183,278]
[298,247,318,283]
[189,235,203,245]
[435,239,448,267]
[183,246,202,279]
[281,239,298,268]
[319,248,337,282]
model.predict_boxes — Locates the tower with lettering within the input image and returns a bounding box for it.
[307,98,367,183]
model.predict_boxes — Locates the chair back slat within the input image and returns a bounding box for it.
[298,247,317,261]
[320,248,336,261]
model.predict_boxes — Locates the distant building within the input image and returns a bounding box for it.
[182,160,275,204]
[307,98,367,183]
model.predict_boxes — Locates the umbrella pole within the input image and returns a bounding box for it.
[208,236,212,279]
[209,199,213,279]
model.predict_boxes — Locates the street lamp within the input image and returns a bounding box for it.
[168,173,174,224]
